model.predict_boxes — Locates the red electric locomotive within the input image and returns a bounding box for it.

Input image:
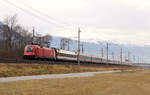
[24,45,56,60]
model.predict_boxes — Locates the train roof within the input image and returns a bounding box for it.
[57,49,76,55]
[80,53,92,56]
[25,45,49,49]
[26,45,39,47]
[80,53,102,58]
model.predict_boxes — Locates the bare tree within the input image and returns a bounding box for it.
[3,15,18,51]
[60,38,72,50]
[67,38,72,50]
[0,25,8,48]
[0,15,32,58]
[4,14,18,31]
[41,34,52,48]
[34,33,52,48]
[13,25,32,49]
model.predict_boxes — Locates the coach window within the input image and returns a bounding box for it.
[61,53,75,58]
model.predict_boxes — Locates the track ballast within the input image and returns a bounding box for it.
[0,58,132,67]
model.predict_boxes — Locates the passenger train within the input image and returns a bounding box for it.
[24,44,129,65]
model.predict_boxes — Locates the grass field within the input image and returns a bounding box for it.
[0,70,149,95]
[0,63,137,77]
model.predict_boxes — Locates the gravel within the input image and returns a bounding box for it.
[0,70,122,83]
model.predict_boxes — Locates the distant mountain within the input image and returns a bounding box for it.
[0,21,4,32]
[0,21,4,40]
[0,22,3,26]
[51,36,150,63]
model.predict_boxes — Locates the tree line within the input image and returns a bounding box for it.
[0,15,73,58]
[0,15,52,58]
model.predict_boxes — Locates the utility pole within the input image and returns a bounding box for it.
[133,55,135,63]
[128,51,130,63]
[81,44,84,53]
[32,27,35,44]
[68,40,70,51]
[106,42,109,62]
[112,52,114,59]
[125,54,127,62]
[138,56,140,63]
[120,48,122,64]
[78,27,81,65]
[141,57,143,63]
[101,48,104,57]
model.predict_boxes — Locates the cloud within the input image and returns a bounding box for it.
[1,0,150,46]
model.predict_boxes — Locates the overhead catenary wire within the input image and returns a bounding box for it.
[2,0,67,28]
[2,0,78,47]
[13,0,72,26]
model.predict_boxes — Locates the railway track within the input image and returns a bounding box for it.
[0,58,132,67]
[0,58,69,64]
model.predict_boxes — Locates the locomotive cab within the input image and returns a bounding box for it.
[24,45,37,59]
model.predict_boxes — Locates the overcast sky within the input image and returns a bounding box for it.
[0,0,150,46]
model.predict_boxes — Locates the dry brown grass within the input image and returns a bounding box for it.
[0,70,150,95]
[0,63,137,77]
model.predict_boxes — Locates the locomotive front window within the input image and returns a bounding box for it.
[26,47,33,52]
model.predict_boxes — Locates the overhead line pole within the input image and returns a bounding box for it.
[106,42,109,62]
[32,27,35,44]
[81,44,84,53]
[120,48,122,64]
[133,55,135,63]
[101,48,104,58]
[112,52,114,59]
[137,56,139,63]
[78,27,81,65]
[128,51,130,64]
[68,40,70,51]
